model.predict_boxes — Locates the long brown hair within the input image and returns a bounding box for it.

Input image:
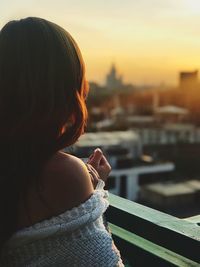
[0,17,88,250]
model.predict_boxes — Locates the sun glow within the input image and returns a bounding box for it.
[184,0,200,12]
[1,0,200,85]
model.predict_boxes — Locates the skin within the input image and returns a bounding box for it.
[86,148,111,187]
[17,148,111,229]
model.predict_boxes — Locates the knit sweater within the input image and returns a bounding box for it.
[0,180,124,267]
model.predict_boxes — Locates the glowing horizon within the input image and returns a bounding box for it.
[1,0,200,86]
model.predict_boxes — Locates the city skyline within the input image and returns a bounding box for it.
[1,0,200,85]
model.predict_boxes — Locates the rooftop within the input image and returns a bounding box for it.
[76,131,140,147]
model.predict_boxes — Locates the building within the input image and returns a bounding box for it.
[72,131,142,160]
[179,70,199,88]
[154,105,189,123]
[139,179,200,217]
[106,64,123,89]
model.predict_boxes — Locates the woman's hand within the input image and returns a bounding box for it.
[85,163,100,188]
[87,148,111,183]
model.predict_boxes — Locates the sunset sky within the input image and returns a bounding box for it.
[1,0,200,85]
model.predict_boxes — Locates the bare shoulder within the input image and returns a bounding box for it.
[41,151,94,213]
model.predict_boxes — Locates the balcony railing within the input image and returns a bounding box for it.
[106,193,200,267]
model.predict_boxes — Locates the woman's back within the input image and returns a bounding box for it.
[17,152,94,229]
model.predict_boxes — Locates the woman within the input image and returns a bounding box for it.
[0,17,123,266]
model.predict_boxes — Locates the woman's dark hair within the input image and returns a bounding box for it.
[0,17,88,250]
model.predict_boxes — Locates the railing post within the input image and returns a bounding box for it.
[126,173,139,200]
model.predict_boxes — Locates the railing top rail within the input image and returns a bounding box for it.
[107,193,200,262]
[108,193,200,241]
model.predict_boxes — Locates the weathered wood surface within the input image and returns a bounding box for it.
[106,193,200,263]
[110,223,199,267]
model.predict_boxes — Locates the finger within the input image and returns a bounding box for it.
[88,152,94,160]
[86,163,100,178]
[86,164,100,187]
[100,155,110,166]
[100,155,112,171]
[86,168,99,188]
[90,166,100,178]
[89,148,103,168]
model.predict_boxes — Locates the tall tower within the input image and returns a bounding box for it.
[106,64,123,89]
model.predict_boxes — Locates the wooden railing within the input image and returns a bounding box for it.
[106,193,200,267]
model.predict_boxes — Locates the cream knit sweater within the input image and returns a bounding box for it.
[0,180,124,267]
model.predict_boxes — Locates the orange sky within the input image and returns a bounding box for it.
[1,0,200,85]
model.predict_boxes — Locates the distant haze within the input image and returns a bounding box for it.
[1,0,200,85]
